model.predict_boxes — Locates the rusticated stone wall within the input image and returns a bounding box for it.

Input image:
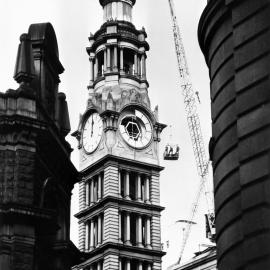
[198,0,270,269]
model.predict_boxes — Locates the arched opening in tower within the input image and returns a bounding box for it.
[123,48,135,75]
[96,51,104,77]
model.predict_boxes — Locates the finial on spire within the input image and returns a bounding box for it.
[13,33,35,86]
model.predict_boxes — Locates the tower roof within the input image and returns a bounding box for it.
[99,0,136,7]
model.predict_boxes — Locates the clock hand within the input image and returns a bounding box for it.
[91,116,94,137]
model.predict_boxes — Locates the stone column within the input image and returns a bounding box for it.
[145,176,150,203]
[134,52,138,75]
[90,219,94,250]
[98,174,102,201]
[113,46,118,71]
[93,180,97,203]
[125,212,131,245]
[85,222,89,251]
[138,54,141,78]
[119,258,122,270]
[94,60,97,80]
[98,215,102,246]
[101,215,104,242]
[94,220,97,247]
[138,261,143,270]
[79,181,86,211]
[126,259,131,270]
[136,174,142,202]
[119,211,122,243]
[146,217,151,248]
[136,215,143,247]
[124,171,131,200]
[85,181,90,207]
[97,262,102,270]
[120,47,124,74]
[95,178,98,202]
[89,56,95,83]
[107,46,111,70]
[147,263,152,270]
[90,179,94,205]
[119,169,122,198]
[89,265,94,270]
[141,54,146,80]
[94,57,99,80]
[104,48,107,72]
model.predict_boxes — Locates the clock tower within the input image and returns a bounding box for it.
[72,1,166,269]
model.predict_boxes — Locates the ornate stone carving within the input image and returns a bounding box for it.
[88,86,151,113]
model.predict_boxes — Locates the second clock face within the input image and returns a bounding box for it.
[119,109,152,149]
[82,112,103,153]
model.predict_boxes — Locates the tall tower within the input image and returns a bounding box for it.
[72,1,166,270]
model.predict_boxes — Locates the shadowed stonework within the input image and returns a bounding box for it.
[0,23,80,270]
[198,0,270,269]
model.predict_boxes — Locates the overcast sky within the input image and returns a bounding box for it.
[0,0,212,268]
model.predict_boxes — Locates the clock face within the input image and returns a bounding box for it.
[82,112,103,153]
[119,109,152,148]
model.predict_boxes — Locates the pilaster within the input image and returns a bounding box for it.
[79,181,86,211]
[104,163,119,198]
[103,254,119,270]
[151,215,161,250]
[150,174,160,205]
[104,207,119,243]
[79,222,86,252]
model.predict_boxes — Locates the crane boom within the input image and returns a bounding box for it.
[167,0,215,264]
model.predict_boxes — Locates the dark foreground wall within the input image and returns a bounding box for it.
[198,0,270,269]
[0,23,80,270]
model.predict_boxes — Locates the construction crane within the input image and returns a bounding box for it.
[167,0,215,265]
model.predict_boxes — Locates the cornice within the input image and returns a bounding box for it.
[0,203,55,220]
[92,73,149,88]
[79,154,164,178]
[80,242,165,262]
[88,22,149,53]
[75,196,165,220]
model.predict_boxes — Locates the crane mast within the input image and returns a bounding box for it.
[167,0,215,264]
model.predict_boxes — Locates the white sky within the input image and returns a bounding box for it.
[0,0,212,268]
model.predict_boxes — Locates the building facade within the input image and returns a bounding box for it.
[168,247,217,270]
[72,0,166,270]
[198,0,270,269]
[0,23,79,270]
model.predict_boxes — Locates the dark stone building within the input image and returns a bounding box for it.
[0,23,79,269]
[198,0,270,269]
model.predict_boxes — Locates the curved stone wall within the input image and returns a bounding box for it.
[198,0,270,269]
